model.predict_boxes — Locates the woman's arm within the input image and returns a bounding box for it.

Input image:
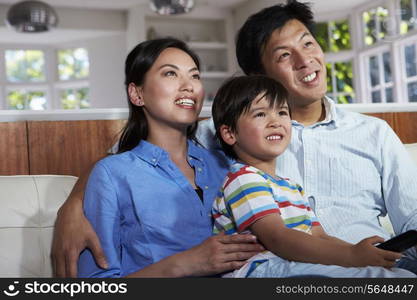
[51,161,108,278]
[250,214,402,268]
[125,232,263,277]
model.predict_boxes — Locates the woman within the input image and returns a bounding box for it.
[77,38,262,277]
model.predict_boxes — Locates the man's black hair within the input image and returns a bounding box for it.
[236,0,315,75]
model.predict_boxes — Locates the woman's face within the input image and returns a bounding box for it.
[134,47,204,131]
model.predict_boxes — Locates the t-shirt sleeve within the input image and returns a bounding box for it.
[223,169,280,232]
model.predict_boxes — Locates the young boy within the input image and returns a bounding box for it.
[211,75,415,278]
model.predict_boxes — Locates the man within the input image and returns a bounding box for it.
[52,0,417,276]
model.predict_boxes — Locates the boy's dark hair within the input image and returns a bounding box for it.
[236,0,315,75]
[212,75,289,160]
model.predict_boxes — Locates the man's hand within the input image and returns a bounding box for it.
[51,201,107,277]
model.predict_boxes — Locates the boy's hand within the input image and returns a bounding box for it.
[349,236,402,268]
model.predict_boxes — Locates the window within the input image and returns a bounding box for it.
[4,49,47,110]
[365,51,394,103]
[363,6,389,46]
[326,61,355,103]
[56,48,90,109]
[404,42,417,102]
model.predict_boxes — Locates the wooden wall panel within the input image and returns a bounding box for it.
[365,112,395,131]
[27,120,125,177]
[0,122,29,175]
[393,112,417,144]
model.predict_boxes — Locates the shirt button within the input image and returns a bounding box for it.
[197,167,202,172]
[204,186,209,189]
[188,156,193,160]
[152,158,156,162]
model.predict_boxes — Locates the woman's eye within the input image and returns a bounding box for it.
[192,73,201,80]
[165,70,176,77]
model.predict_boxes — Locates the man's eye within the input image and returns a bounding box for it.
[279,53,290,60]
[305,41,314,47]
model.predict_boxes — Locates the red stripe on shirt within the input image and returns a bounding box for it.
[237,208,280,232]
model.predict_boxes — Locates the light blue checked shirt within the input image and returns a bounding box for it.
[197,97,417,244]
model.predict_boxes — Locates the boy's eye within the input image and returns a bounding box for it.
[279,110,289,116]
[255,112,266,118]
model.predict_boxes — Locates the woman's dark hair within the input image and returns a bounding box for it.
[236,0,315,75]
[212,75,289,160]
[117,37,201,153]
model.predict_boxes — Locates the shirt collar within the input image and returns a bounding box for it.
[292,96,340,129]
[131,139,203,166]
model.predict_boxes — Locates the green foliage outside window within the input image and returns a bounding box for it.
[7,90,46,110]
[61,88,90,109]
[5,50,45,82]
[326,61,354,104]
[400,0,417,34]
[315,20,351,52]
[58,48,89,81]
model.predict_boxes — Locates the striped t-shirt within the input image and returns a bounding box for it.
[212,163,320,277]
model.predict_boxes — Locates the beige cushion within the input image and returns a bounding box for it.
[0,175,77,277]
[405,143,417,165]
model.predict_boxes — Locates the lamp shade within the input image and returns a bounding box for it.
[5,0,58,33]
[150,0,194,15]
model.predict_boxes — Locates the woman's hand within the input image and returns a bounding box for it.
[348,236,402,268]
[51,200,108,277]
[179,232,265,277]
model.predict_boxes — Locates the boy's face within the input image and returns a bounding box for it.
[260,19,327,107]
[224,94,291,164]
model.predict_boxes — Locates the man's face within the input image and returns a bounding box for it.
[261,19,327,107]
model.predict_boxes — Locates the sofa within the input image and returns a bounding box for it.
[1,144,417,278]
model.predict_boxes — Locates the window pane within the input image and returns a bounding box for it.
[60,88,90,109]
[314,22,329,52]
[372,90,382,102]
[5,50,45,82]
[385,87,393,103]
[335,61,354,94]
[377,7,389,40]
[7,90,46,110]
[369,56,380,86]
[337,94,354,104]
[326,63,333,93]
[400,0,413,34]
[405,44,417,77]
[58,48,89,80]
[407,81,417,101]
[363,10,377,45]
[382,52,392,83]
[329,20,351,52]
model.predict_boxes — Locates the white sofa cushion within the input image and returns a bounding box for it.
[0,175,77,277]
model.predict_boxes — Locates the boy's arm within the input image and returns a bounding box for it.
[51,162,107,278]
[249,214,401,268]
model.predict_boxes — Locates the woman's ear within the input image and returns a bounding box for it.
[219,125,236,146]
[128,83,144,106]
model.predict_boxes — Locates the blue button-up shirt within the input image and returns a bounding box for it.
[197,97,417,245]
[78,140,228,277]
